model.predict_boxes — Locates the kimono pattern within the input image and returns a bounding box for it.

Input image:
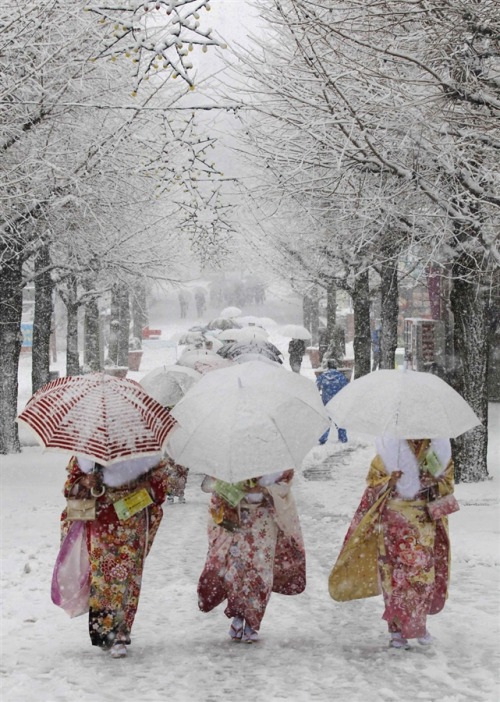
[164,456,189,498]
[197,471,306,631]
[329,440,454,639]
[61,457,170,647]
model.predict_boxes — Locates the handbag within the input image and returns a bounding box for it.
[66,498,96,521]
[51,520,90,617]
[427,493,460,520]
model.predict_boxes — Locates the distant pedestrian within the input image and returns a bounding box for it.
[318,328,328,364]
[178,291,189,319]
[316,360,349,443]
[195,290,206,318]
[288,338,306,373]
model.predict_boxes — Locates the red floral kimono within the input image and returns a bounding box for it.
[329,440,454,639]
[61,457,170,647]
[197,471,306,631]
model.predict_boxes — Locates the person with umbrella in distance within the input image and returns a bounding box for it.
[288,337,307,373]
[280,324,311,374]
[166,361,330,643]
[17,373,177,659]
[326,369,481,650]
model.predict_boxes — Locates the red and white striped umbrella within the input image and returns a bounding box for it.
[17,373,177,466]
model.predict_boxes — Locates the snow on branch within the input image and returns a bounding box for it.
[85,0,226,91]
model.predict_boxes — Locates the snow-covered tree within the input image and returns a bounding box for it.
[220,0,499,480]
[1,0,228,452]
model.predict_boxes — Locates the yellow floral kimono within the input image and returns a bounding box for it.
[329,442,454,639]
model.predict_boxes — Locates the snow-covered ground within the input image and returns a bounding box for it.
[2,293,499,702]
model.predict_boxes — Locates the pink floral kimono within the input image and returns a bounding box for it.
[329,437,455,640]
[59,456,170,648]
[197,470,306,632]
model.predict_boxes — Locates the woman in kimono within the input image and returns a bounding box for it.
[58,455,170,658]
[329,436,457,649]
[197,469,306,643]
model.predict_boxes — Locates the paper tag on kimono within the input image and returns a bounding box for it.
[421,449,443,476]
[113,489,153,520]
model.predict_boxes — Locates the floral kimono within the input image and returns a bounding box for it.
[164,456,189,499]
[197,470,306,631]
[60,456,170,647]
[329,437,455,640]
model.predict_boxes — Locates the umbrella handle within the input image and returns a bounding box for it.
[91,485,106,498]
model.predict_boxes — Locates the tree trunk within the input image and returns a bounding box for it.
[309,288,320,346]
[352,269,371,378]
[32,244,54,393]
[449,267,489,482]
[326,284,337,338]
[487,282,500,401]
[107,286,120,365]
[131,284,147,344]
[65,276,80,376]
[117,285,130,367]
[303,294,312,331]
[0,244,23,454]
[108,284,130,367]
[379,257,399,369]
[83,297,101,372]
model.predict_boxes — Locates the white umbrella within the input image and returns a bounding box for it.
[206,317,242,331]
[177,349,220,369]
[216,328,243,342]
[205,336,224,352]
[220,306,242,318]
[326,368,481,439]
[233,353,278,365]
[167,361,330,482]
[218,327,269,343]
[237,316,276,330]
[175,331,204,345]
[140,365,201,407]
[193,356,234,374]
[280,324,312,341]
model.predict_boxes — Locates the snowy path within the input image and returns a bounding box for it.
[2,302,500,702]
[2,434,499,702]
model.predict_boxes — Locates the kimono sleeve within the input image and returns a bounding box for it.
[63,457,87,498]
[147,461,170,505]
